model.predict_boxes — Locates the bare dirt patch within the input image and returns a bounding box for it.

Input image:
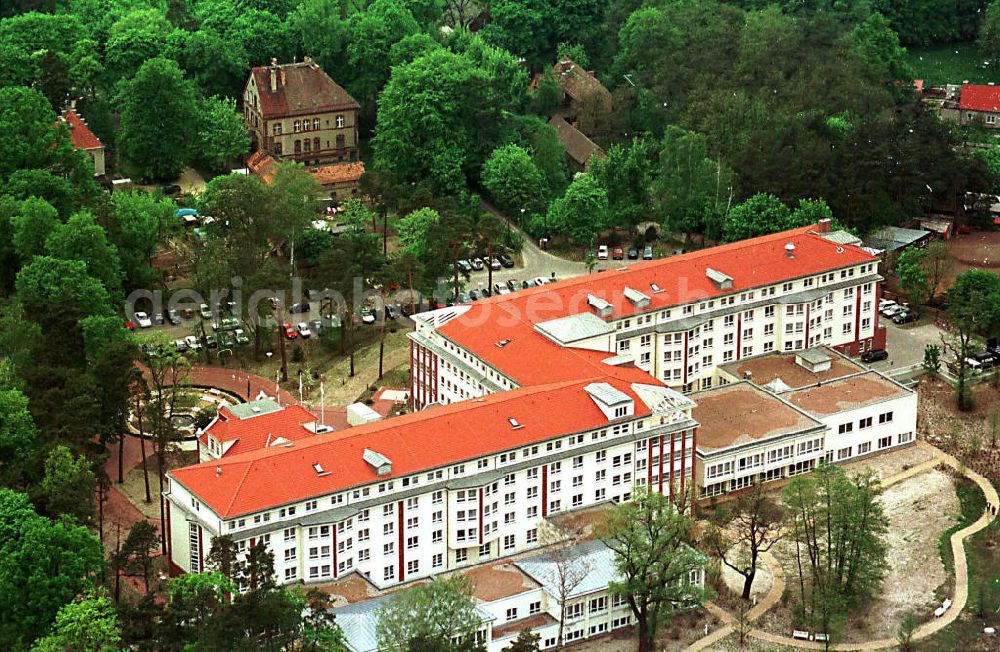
[720,549,774,602]
[946,230,1000,268]
[759,468,960,641]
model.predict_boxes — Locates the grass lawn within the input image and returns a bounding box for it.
[923,478,999,651]
[906,42,1000,86]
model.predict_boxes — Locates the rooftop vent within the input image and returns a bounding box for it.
[508,417,524,429]
[705,268,733,290]
[650,283,665,294]
[251,405,261,413]
[623,286,651,309]
[312,462,331,477]
[496,338,512,348]
[363,448,392,476]
[588,294,613,318]
[785,243,796,259]
[216,466,221,477]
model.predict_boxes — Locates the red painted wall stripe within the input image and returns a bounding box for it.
[332,526,338,579]
[397,501,405,581]
[541,465,548,517]
[478,488,484,545]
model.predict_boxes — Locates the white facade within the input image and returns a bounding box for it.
[410,262,883,408]
[166,404,697,590]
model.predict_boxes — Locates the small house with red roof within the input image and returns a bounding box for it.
[243,57,360,165]
[60,108,105,176]
[247,150,365,203]
[959,83,1000,128]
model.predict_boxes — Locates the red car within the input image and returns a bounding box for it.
[282,323,297,339]
[612,246,624,260]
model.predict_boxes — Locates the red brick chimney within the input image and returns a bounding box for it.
[817,218,831,233]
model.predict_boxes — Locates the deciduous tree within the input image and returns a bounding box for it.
[705,483,783,600]
[546,174,608,245]
[117,57,198,180]
[603,488,708,652]
[32,590,121,652]
[375,576,482,652]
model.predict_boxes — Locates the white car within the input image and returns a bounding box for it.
[361,311,376,325]
[184,335,202,350]
[881,304,905,318]
[878,299,896,311]
[597,245,609,260]
[533,277,549,286]
[296,322,312,338]
[134,311,152,328]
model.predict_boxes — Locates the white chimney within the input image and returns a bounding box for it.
[270,68,276,93]
[785,243,796,259]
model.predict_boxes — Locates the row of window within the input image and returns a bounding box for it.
[271,115,347,135]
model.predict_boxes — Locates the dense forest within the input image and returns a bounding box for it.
[1,0,999,649]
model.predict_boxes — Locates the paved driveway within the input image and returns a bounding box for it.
[866,319,946,376]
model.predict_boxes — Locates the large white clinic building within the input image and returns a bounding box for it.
[164,222,915,642]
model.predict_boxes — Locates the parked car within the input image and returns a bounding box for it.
[627,246,639,260]
[498,253,514,268]
[496,286,512,295]
[457,292,471,304]
[597,245,609,260]
[174,338,189,353]
[184,335,202,350]
[861,349,888,363]
[361,311,376,325]
[493,282,506,295]
[152,313,164,325]
[213,317,240,331]
[878,298,896,311]
[881,304,905,318]
[202,334,219,348]
[297,322,312,338]
[612,246,624,260]
[456,259,473,274]
[282,323,298,339]
[480,287,491,297]
[168,309,182,325]
[522,279,538,289]
[892,310,919,325]
[471,258,485,271]
[135,311,152,328]
[489,257,502,270]
[643,246,654,260]
[199,303,212,319]
[469,289,483,301]
[505,279,519,292]
[217,332,235,348]
[234,329,250,345]
[290,302,310,314]
[385,305,401,321]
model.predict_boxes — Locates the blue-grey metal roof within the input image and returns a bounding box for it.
[865,226,930,252]
[332,592,495,652]
[227,398,282,419]
[584,382,632,406]
[535,312,614,344]
[514,539,622,599]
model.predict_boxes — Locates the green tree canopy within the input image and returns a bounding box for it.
[38,444,96,523]
[375,575,482,652]
[45,210,124,295]
[546,174,608,244]
[396,207,441,258]
[0,489,104,648]
[12,198,59,263]
[117,57,198,180]
[15,256,112,322]
[32,590,121,652]
[194,96,251,174]
[481,144,547,217]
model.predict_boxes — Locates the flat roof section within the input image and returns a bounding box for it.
[786,372,910,417]
[464,563,540,602]
[723,349,863,389]
[692,383,822,452]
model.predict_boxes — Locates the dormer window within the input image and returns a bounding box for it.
[363,448,392,476]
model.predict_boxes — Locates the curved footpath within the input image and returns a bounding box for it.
[686,441,998,651]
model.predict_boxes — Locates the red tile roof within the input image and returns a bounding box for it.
[60,108,103,150]
[169,224,877,518]
[200,403,318,458]
[438,226,876,386]
[247,150,276,184]
[311,162,365,186]
[959,83,1000,112]
[171,377,654,518]
[250,61,359,119]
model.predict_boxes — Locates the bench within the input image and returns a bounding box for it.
[792,630,810,640]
